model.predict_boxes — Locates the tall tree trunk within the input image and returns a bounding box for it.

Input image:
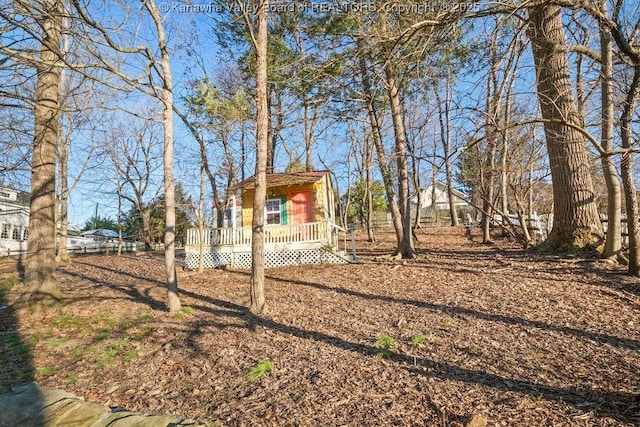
[515,197,532,245]
[384,62,414,258]
[364,135,375,242]
[481,40,499,244]
[499,49,520,233]
[435,81,459,227]
[221,128,235,227]
[266,88,282,174]
[198,163,206,273]
[142,207,152,250]
[145,0,181,312]
[116,181,123,256]
[303,98,319,172]
[359,57,403,247]
[55,11,71,264]
[173,106,222,231]
[619,65,640,275]
[480,139,496,244]
[17,0,63,315]
[500,98,511,230]
[240,124,247,181]
[250,0,269,315]
[410,136,422,230]
[56,129,69,262]
[411,167,422,230]
[527,5,603,251]
[500,137,509,229]
[431,162,437,223]
[343,141,354,228]
[528,159,534,220]
[197,128,221,227]
[599,1,622,260]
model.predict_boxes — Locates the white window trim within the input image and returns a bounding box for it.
[1,224,10,239]
[265,198,282,225]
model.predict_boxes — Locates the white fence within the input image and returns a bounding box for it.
[0,236,145,257]
[602,217,636,247]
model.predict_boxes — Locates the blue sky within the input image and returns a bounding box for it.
[7,1,606,228]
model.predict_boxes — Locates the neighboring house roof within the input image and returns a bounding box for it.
[229,171,329,191]
[0,186,30,208]
[80,229,119,238]
[58,223,82,235]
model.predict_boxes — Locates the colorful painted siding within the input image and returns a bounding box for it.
[240,175,334,227]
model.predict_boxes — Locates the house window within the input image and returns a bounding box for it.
[0,191,10,199]
[1,224,10,239]
[23,228,28,241]
[265,199,281,225]
[12,227,20,240]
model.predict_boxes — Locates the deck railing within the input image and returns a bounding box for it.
[186,221,330,246]
[186,220,357,263]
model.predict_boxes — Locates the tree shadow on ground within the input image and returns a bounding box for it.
[467,227,640,300]
[0,259,44,426]
[265,273,640,351]
[406,237,640,301]
[66,257,640,352]
[61,261,166,310]
[180,286,639,424]
[57,256,639,423]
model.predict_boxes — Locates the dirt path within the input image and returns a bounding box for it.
[2,227,639,426]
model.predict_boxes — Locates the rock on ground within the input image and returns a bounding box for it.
[0,382,220,427]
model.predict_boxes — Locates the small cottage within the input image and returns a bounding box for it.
[232,170,336,227]
[185,171,356,269]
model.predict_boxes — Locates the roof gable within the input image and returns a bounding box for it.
[229,171,329,191]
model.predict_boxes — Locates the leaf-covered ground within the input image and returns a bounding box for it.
[1,227,639,426]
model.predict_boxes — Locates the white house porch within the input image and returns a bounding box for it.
[184,221,357,269]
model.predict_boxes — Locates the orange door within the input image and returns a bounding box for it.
[291,191,312,224]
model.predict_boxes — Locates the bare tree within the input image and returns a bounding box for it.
[140,0,182,311]
[107,118,162,250]
[358,56,404,249]
[479,24,501,244]
[56,78,97,262]
[433,78,459,227]
[594,0,640,274]
[598,0,622,260]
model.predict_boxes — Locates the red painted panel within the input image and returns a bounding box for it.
[290,191,312,224]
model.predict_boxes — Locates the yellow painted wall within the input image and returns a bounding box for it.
[240,175,334,227]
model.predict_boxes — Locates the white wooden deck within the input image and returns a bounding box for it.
[186,221,330,247]
[184,221,356,269]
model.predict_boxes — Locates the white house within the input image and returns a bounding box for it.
[0,187,145,256]
[411,181,469,213]
[0,186,30,255]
